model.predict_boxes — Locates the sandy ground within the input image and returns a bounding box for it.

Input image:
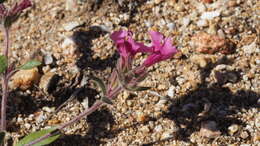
[2,0,259,145]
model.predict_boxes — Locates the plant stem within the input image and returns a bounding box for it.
[25,86,123,146]
[1,27,10,131]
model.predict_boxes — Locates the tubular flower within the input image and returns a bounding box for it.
[143,31,178,67]
[0,0,32,27]
[110,30,150,58]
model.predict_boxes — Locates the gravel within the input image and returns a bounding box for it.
[3,0,259,145]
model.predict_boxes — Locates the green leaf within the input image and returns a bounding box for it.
[89,76,107,96]
[0,55,7,74]
[101,96,113,105]
[19,60,41,70]
[16,127,61,146]
[0,131,5,145]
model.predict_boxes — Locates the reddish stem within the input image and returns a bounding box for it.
[1,27,10,131]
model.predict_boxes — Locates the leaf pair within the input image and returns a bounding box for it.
[89,76,113,105]
[0,55,41,75]
[16,127,60,146]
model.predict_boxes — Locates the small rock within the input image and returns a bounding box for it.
[182,17,191,27]
[81,97,89,109]
[44,54,53,65]
[167,23,175,31]
[24,123,31,129]
[158,84,167,90]
[61,37,74,49]
[242,40,259,54]
[227,0,237,7]
[228,124,239,135]
[197,19,208,27]
[136,112,149,123]
[42,106,55,113]
[154,0,162,4]
[191,32,234,54]
[10,68,41,90]
[140,125,150,133]
[240,131,249,139]
[161,131,173,139]
[122,91,130,100]
[65,0,77,11]
[253,132,260,143]
[200,10,221,20]
[255,114,260,128]
[39,72,60,94]
[154,125,163,132]
[167,86,175,98]
[63,21,82,31]
[199,121,221,138]
[35,112,46,124]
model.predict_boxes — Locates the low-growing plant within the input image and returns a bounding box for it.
[0,0,41,145]
[18,30,178,145]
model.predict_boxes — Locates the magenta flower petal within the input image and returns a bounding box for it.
[149,31,164,49]
[143,31,178,67]
[110,30,151,57]
[9,0,32,16]
[110,30,128,42]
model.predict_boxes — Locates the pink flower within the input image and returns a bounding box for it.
[143,31,178,67]
[0,0,32,27]
[9,0,32,16]
[110,30,150,58]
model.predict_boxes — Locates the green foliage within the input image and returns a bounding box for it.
[101,96,113,105]
[16,128,61,146]
[19,60,41,70]
[0,55,7,74]
[90,75,107,96]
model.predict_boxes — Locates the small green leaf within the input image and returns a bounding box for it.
[0,55,7,74]
[101,96,113,105]
[19,60,41,70]
[90,76,107,96]
[0,131,5,145]
[16,127,61,146]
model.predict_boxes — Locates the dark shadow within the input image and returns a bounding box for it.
[50,108,115,146]
[72,27,119,71]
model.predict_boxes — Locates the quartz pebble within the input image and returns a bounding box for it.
[44,54,53,65]
[228,124,239,135]
[200,11,221,20]
[63,21,82,31]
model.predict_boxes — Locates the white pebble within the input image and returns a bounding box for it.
[63,21,81,31]
[197,19,208,27]
[200,10,221,20]
[167,86,175,98]
[167,23,175,31]
[61,37,74,48]
[44,54,53,65]
[182,17,191,27]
